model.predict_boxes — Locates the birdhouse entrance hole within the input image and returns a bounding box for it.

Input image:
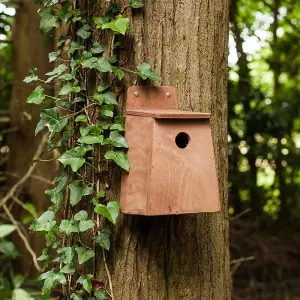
[175,132,190,149]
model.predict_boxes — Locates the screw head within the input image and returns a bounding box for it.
[134,92,139,97]
[166,92,171,98]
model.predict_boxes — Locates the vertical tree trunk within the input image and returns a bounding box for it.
[8,1,56,276]
[88,1,230,299]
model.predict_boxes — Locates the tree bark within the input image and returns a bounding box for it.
[8,1,56,276]
[86,1,231,299]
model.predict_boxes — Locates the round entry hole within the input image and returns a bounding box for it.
[175,132,190,149]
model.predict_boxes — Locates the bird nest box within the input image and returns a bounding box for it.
[120,86,220,215]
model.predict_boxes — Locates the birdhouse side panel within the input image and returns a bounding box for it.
[120,116,154,215]
[148,119,220,215]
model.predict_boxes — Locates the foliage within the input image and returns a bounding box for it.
[24,0,160,298]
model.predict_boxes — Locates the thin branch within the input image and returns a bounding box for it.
[102,248,114,300]
[230,208,251,222]
[0,133,49,208]
[3,204,41,272]
[230,256,255,265]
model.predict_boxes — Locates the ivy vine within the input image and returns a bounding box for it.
[24,0,160,299]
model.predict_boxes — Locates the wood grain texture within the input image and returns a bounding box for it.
[121,87,220,215]
[91,0,230,299]
[127,109,211,119]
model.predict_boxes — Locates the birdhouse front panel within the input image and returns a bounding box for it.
[120,86,220,216]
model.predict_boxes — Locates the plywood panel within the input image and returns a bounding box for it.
[148,119,220,215]
[120,116,154,214]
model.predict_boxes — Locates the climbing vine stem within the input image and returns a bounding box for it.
[25,0,160,298]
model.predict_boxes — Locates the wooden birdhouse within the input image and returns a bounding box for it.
[120,86,220,216]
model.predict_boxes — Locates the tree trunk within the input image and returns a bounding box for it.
[73,1,230,299]
[8,1,56,276]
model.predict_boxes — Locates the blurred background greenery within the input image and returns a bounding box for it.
[0,0,300,299]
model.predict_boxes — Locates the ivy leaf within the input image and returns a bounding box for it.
[95,90,118,105]
[58,146,87,172]
[130,0,144,8]
[79,220,95,232]
[82,57,98,68]
[78,135,104,144]
[112,66,125,80]
[41,271,66,295]
[58,73,74,81]
[99,105,114,118]
[94,289,107,300]
[0,240,19,258]
[76,24,91,39]
[93,228,111,250]
[12,288,34,300]
[37,248,49,262]
[30,211,56,232]
[110,123,124,131]
[79,124,102,137]
[39,6,60,34]
[76,274,93,293]
[75,247,95,264]
[70,291,84,300]
[49,51,60,62]
[67,41,84,56]
[102,17,129,35]
[24,67,38,83]
[59,219,79,236]
[0,224,16,238]
[45,227,57,247]
[75,114,87,123]
[27,86,45,105]
[94,16,110,28]
[35,119,46,135]
[46,64,68,82]
[108,131,128,148]
[60,263,76,274]
[74,210,88,221]
[45,188,63,208]
[58,82,80,96]
[40,108,68,132]
[69,180,93,206]
[104,150,129,171]
[91,42,105,54]
[95,58,112,72]
[94,201,120,225]
[137,62,161,81]
[57,246,75,264]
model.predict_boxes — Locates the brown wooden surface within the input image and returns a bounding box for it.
[121,87,220,215]
[126,109,211,119]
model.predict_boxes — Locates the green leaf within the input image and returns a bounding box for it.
[69,180,93,206]
[45,188,63,207]
[80,125,103,137]
[104,150,129,171]
[112,66,125,80]
[78,135,104,144]
[99,105,114,118]
[0,240,19,258]
[40,108,68,132]
[91,42,105,54]
[110,123,124,131]
[79,220,95,232]
[75,114,87,123]
[94,289,107,300]
[30,211,56,232]
[74,210,88,221]
[35,119,46,135]
[0,224,16,238]
[76,24,91,39]
[45,64,68,82]
[24,67,38,83]
[95,90,118,105]
[76,274,93,293]
[82,57,98,68]
[93,228,111,250]
[67,41,84,56]
[136,62,161,81]
[94,16,110,28]
[59,219,79,236]
[75,247,95,264]
[57,246,75,264]
[58,73,74,80]
[46,227,57,247]
[37,248,49,262]
[108,131,128,148]
[27,86,45,104]
[12,288,34,300]
[94,201,120,224]
[102,17,129,35]
[58,146,87,172]
[59,82,80,96]
[95,58,112,72]
[49,51,60,62]
[41,271,66,295]
[60,263,75,274]
[130,0,144,8]
[39,6,60,34]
